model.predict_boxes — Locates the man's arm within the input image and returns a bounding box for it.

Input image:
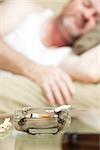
[60,45,100,83]
[75,45,100,83]
[0,0,75,105]
[0,37,41,76]
[0,38,75,105]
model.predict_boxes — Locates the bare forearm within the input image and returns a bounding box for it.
[0,39,75,105]
[60,46,100,83]
[0,38,39,79]
[0,0,43,77]
[76,45,100,83]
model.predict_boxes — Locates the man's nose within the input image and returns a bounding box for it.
[84,9,96,20]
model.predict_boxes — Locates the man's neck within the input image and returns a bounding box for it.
[41,17,69,47]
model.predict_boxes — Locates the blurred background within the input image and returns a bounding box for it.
[38,0,69,13]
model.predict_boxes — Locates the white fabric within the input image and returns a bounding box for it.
[4,9,72,66]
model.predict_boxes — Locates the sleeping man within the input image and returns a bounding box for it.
[0,0,100,104]
[2,0,100,84]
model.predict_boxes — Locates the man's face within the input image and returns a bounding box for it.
[59,0,100,43]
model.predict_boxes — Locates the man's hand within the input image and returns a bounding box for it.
[24,65,75,105]
[0,38,75,106]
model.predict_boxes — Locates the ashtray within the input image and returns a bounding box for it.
[13,105,71,134]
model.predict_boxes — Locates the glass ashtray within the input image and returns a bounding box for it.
[13,105,71,134]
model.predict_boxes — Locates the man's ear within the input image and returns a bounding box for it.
[72,22,100,55]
